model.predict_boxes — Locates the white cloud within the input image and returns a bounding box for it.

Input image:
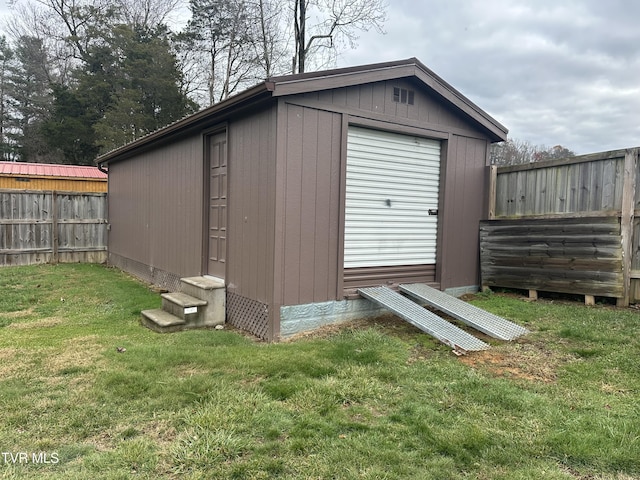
[338,0,640,154]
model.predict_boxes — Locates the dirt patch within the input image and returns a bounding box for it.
[173,365,210,378]
[281,319,367,342]
[86,419,178,453]
[559,464,637,479]
[7,316,63,330]
[459,340,576,383]
[282,314,424,343]
[407,344,437,364]
[140,420,178,447]
[600,382,631,396]
[0,348,27,377]
[0,307,35,319]
[45,335,102,374]
[0,348,17,361]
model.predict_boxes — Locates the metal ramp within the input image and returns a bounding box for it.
[357,286,489,354]
[399,283,528,341]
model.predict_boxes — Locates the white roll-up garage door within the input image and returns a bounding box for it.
[344,126,441,268]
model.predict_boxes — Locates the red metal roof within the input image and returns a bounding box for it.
[0,161,107,179]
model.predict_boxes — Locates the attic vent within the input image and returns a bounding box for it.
[393,87,415,105]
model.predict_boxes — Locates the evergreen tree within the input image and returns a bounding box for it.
[93,24,197,153]
[9,36,56,162]
[41,84,100,165]
[0,36,17,160]
[43,24,196,162]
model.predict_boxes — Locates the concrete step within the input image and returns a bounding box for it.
[161,292,207,323]
[181,276,225,290]
[141,309,186,333]
[179,276,225,327]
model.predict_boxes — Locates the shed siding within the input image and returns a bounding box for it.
[307,79,476,135]
[226,106,278,304]
[100,62,507,339]
[276,90,493,305]
[279,103,342,306]
[108,135,203,282]
[439,135,489,290]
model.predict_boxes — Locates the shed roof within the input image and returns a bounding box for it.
[97,58,508,166]
[0,161,107,180]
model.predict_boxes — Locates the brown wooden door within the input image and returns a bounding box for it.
[207,132,227,279]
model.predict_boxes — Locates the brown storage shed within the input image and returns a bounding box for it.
[97,58,508,340]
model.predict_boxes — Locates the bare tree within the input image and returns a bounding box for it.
[112,0,186,29]
[30,0,115,60]
[8,0,185,64]
[292,0,387,73]
[250,0,290,78]
[491,139,575,166]
[5,1,78,83]
[177,0,262,105]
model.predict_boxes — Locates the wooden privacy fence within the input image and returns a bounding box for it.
[0,189,107,266]
[481,147,640,305]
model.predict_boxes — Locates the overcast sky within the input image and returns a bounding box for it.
[1,0,637,154]
[338,0,640,154]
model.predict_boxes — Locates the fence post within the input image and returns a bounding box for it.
[488,165,497,219]
[618,149,637,307]
[51,190,59,264]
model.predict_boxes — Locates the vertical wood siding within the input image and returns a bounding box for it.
[226,106,278,305]
[106,76,498,334]
[438,135,490,290]
[278,104,342,306]
[308,78,474,134]
[294,80,494,293]
[108,135,204,279]
[631,218,640,302]
[276,81,493,304]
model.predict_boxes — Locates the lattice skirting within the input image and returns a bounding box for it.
[227,291,270,340]
[108,252,182,291]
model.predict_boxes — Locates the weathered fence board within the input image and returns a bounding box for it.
[480,216,624,298]
[495,154,626,217]
[0,189,107,266]
[488,147,640,304]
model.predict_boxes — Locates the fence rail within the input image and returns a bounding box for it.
[486,147,639,305]
[480,216,624,298]
[0,189,107,266]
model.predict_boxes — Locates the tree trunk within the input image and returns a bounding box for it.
[296,0,306,73]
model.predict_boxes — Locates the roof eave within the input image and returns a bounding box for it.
[96,58,509,167]
[269,58,508,142]
[96,82,274,166]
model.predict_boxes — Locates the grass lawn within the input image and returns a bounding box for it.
[0,264,639,479]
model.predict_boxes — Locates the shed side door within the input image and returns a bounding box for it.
[206,132,227,279]
[344,126,440,284]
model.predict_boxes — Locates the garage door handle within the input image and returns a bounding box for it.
[428,209,438,216]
